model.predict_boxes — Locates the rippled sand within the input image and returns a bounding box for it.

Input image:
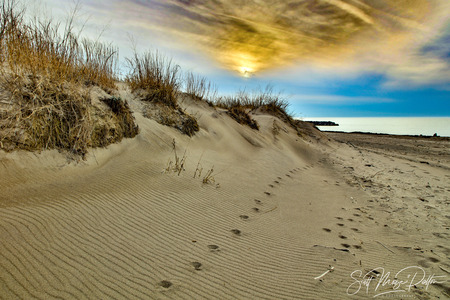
[0,92,448,299]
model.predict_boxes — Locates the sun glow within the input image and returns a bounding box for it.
[231,53,258,77]
[240,66,253,77]
[148,0,447,82]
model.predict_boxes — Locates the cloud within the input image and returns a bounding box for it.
[291,94,396,104]
[42,0,450,88]
[112,0,449,87]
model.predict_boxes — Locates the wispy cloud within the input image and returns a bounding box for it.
[41,0,450,88]
[101,0,449,88]
[291,94,396,104]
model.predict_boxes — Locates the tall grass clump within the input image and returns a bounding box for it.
[0,0,138,156]
[0,1,118,90]
[126,50,180,108]
[125,50,199,136]
[184,71,217,104]
[215,85,292,130]
[216,85,289,115]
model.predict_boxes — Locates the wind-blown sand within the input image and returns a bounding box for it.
[0,91,449,299]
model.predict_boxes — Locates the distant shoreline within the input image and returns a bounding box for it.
[305,120,339,126]
[323,130,450,141]
[304,117,450,137]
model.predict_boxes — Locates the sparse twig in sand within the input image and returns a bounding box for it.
[376,241,394,254]
[368,170,385,179]
[262,206,278,214]
[193,152,204,178]
[202,166,215,184]
[439,265,450,274]
[314,266,335,280]
[163,139,187,175]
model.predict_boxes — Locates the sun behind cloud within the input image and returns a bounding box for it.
[150,1,444,74]
[110,0,449,85]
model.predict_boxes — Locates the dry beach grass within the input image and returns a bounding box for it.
[0,0,138,156]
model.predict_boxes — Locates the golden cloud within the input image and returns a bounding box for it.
[137,0,446,77]
[91,0,445,86]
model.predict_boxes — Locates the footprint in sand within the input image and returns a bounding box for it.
[347,218,354,222]
[268,184,274,188]
[207,245,220,251]
[336,217,343,220]
[350,228,360,232]
[277,177,282,180]
[339,234,348,239]
[274,181,280,184]
[427,257,440,263]
[252,207,260,212]
[264,192,271,196]
[159,280,173,288]
[341,243,351,248]
[240,215,249,220]
[323,228,332,232]
[337,223,344,227]
[418,260,431,268]
[353,245,362,249]
[231,229,241,235]
[255,199,262,205]
[191,262,202,270]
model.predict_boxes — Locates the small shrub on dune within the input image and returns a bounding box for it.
[0,0,138,156]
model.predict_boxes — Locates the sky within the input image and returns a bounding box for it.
[36,0,449,118]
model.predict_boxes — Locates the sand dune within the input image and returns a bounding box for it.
[0,92,448,299]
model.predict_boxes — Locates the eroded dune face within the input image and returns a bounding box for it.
[151,0,444,76]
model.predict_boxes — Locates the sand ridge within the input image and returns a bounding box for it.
[0,94,449,299]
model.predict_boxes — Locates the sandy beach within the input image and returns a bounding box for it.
[0,91,448,299]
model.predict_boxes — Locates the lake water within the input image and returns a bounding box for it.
[302,117,450,137]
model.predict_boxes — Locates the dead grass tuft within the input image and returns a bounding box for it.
[95,96,139,146]
[163,139,187,175]
[216,85,289,114]
[126,50,199,136]
[126,50,180,108]
[202,166,215,184]
[184,72,217,105]
[227,106,259,130]
[215,85,296,131]
[143,103,199,137]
